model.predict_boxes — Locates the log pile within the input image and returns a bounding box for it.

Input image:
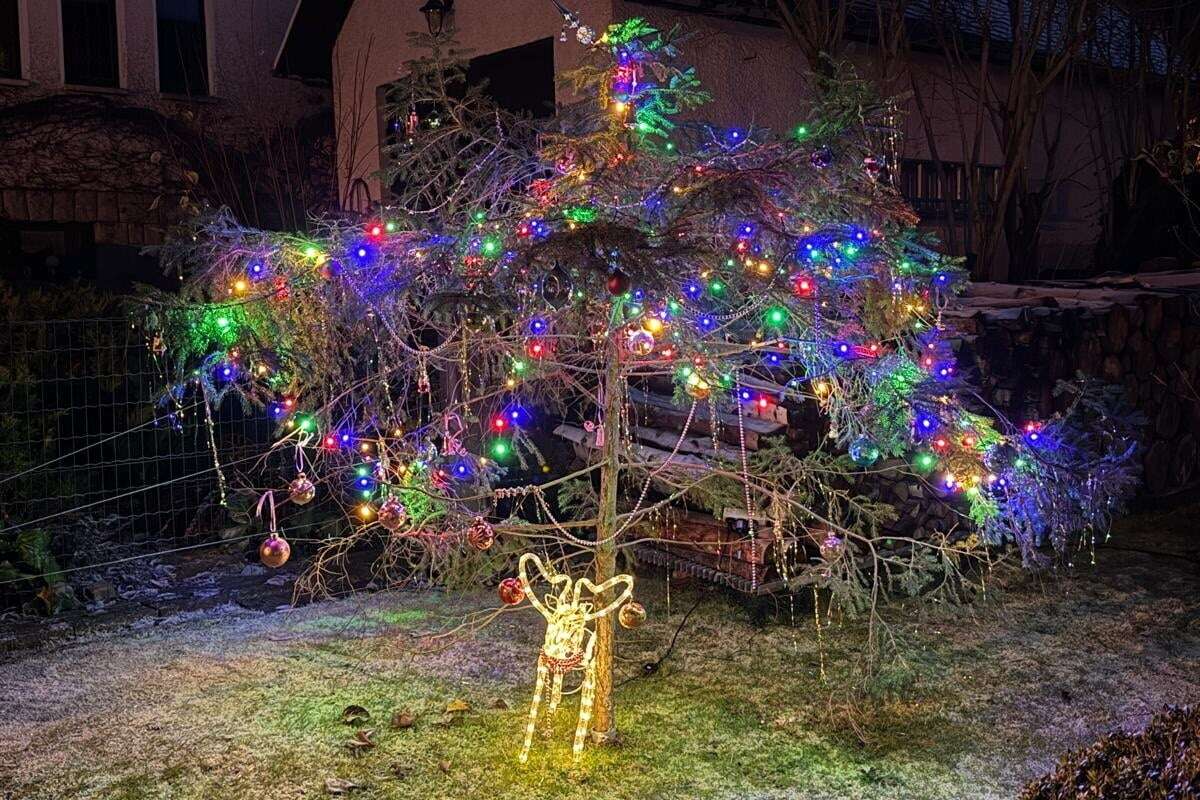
[946,270,1200,496]
[554,270,1199,593]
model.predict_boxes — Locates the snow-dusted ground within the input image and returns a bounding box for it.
[1,504,1197,800]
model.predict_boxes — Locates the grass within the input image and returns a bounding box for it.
[1,502,1198,799]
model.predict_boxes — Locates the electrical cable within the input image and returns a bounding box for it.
[617,593,704,686]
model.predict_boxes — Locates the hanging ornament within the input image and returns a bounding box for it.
[405,104,420,137]
[255,490,289,567]
[818,530,844,560]
[618,601,647,629]
[606,269,631,296]
[377,496,408,532]
[684,372,711,399]
[625,328,655,356]
[498,577,525,606]
[541,262,572,306]
[849,435,880,467]
[259,532,291,568]
[863,156,883,180]
[466,516,495,550]
[810,146,833,168]
[288,473,316,505]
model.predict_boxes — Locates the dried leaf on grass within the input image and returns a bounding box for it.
[324,777,363,794]
[340,705,370,725]
[344,729,375,754]
[390,709,416,729]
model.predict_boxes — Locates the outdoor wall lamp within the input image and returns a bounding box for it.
[419,0,454,36]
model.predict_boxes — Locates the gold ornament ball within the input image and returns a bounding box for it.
[377,496,408,533]
[259,533,291,568]
[288,474,316,505]
[618,601,646,629]
[498,577,525,606]
[466,516,495,550]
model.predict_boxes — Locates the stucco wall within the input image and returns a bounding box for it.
[330,2,1131,276]
[5,0,321,123]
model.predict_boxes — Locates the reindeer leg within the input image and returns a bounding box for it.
[520,660,549,764]
[547,672,565,719]
[572,662,597,760]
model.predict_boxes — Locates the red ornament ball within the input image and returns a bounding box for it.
[259,533,291,568]
[377,496,408,533]
[466,516,495,550]
[605,269,631,296]
[498,577,525,606]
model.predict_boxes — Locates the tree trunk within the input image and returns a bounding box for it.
[590,343,623,743]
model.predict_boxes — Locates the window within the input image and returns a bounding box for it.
[62,0,119,87]
[0,0,19,79]
[157,0,208,95]
[378,38,555,203]
[900,159,1001,219]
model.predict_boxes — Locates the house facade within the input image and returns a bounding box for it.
[0,0,330,287]
[285,0,1146,280]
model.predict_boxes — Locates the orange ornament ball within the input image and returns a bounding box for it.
[618,601,646,629]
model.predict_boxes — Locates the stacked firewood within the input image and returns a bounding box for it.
[946,271,1200,496]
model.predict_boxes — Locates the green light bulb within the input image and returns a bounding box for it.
[764,306,788,328]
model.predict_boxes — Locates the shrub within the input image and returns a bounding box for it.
[1022,705,1200,799]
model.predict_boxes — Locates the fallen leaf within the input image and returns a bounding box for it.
[341,705,371,725]
[389,762,412,779]
[445,698,470,713]
[344,729,375,755]
[438,759,451,774]
[491,697,510,710]
[324,777,363,794]
[390,710,415,729]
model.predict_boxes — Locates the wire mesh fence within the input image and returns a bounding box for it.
[0,317,269,547]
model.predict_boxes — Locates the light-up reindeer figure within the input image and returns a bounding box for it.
[515,553,634,763]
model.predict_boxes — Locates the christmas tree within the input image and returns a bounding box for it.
[149,17,1137,760]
